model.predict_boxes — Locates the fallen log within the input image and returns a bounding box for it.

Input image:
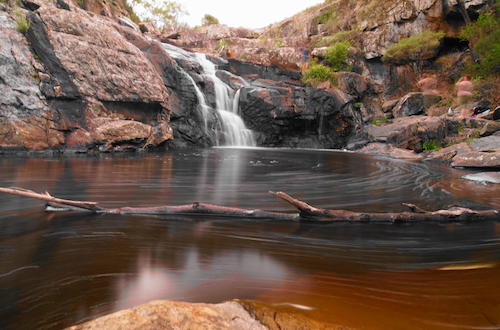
[0,187,498,222]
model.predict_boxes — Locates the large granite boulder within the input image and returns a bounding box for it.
[427,142,472,161]
[1,1,174,152]
[366,116,453,151]
[67,300,266,330]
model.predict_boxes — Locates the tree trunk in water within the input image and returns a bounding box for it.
[0,187,498,223]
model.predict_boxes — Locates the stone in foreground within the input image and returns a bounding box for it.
[67,300,266,330]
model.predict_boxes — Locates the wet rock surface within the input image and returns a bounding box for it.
[462,172,500,184]
[238,80,359,148]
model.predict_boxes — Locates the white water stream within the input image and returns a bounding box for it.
[161,43,255,147]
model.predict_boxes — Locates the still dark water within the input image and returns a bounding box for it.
[0,148,499,329]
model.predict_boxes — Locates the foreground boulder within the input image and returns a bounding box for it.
[67,300,266,330]
[65,299,344,330]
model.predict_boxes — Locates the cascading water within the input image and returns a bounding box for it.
[161,43,255,147]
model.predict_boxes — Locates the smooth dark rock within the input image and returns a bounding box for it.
[392,92,441,118]
[239,85,356,148]
[56,0,71,10]
[20,0,40,11]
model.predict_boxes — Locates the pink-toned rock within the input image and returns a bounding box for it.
[0,116,64,150]
[428,142,472,161]
[65,128,94,149]
[367,116,450,151]
[36,5,169,104]
[360,142,423,160]
[470,136,500,152]
[452,151,500,168]
[66,300,266,330]
[94,120,152,145]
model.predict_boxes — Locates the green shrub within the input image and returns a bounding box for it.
[316,7,336,24]
[370,117,388,126]
[324,41,351,71]
[13,9,30,34]
[124,2,141,23]
[202,14,219,26]
[422,140,441,151]
[215,39,229,51]
[302,62,336,87]
[459,7,499,78]
[317,30,355,47]
[382,31,445,64]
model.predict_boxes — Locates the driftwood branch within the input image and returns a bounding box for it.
[0,187,498,223]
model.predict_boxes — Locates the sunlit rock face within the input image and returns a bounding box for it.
[0,0,173,152]
[66,300,267,330]
[163,0,491,69]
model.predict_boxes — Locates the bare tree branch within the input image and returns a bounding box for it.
[0,187,498,223]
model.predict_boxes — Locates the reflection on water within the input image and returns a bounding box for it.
[0,149,499,329]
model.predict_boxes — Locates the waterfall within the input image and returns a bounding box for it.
[161,43,255,147]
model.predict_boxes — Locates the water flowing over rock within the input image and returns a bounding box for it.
[161,43,255,147]
[160,43,358,149]
[0,0,497,154]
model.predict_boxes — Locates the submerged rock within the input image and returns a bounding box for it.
[462,172,500,184]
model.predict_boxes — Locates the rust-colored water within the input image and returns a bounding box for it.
[0,149,498,329]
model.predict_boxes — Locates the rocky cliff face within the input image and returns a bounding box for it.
[1,0,174,152]
[0,0,360,152]
[165,0,492,66]
[0,0,497,155]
